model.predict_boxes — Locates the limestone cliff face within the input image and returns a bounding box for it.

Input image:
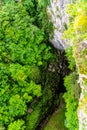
[74,40,87,130]
[48,0,87,130]
[47,0,72,50]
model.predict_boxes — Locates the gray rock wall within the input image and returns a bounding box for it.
[47,0,72,50]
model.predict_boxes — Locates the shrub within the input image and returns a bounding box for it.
[65,47,76,70]
[63,72,79,130]
[8,120,26,130]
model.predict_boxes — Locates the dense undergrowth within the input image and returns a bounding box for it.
[0,0,60,130]
[63,47,80,130]
[1,0,87,130]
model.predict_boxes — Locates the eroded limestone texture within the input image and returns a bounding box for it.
[47,0,72,50]
[74,40,87,130]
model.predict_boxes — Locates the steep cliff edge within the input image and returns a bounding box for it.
[48,0,87,130]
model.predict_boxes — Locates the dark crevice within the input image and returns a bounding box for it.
[57,75,66,94]
[36,50,69,130]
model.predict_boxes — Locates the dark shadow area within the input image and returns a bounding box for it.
[36,50,70,130]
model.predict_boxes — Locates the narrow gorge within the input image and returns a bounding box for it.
[0,0,87,130]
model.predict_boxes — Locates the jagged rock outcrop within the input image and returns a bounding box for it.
[74,40,87,130]
[47,0,72,50]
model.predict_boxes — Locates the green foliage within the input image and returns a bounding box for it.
[26,66,60,130]
[9,95,26,117]
[63,72,79,130]
[22,0,53,36]
[26,105,41,130]
[38,0,50,8]
[63,1,87,129]
[8,120,26,130]
[65,47,76,70]
[0,0,54,129]
[64,30,80,130]
[64,1,87,43]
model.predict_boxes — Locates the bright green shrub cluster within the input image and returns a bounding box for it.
[0,1,55,129]
[65,47,76,70]
[63,47,80,130]
[63,72,79,130]
[8,120,26,130]
[64,1,87,43]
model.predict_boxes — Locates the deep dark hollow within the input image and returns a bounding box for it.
[36,50,70,130]
[57,75,66,94]
[57,50,70,94]
[37,78,66,130]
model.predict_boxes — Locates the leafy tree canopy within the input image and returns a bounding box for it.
[0,1,54,129]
